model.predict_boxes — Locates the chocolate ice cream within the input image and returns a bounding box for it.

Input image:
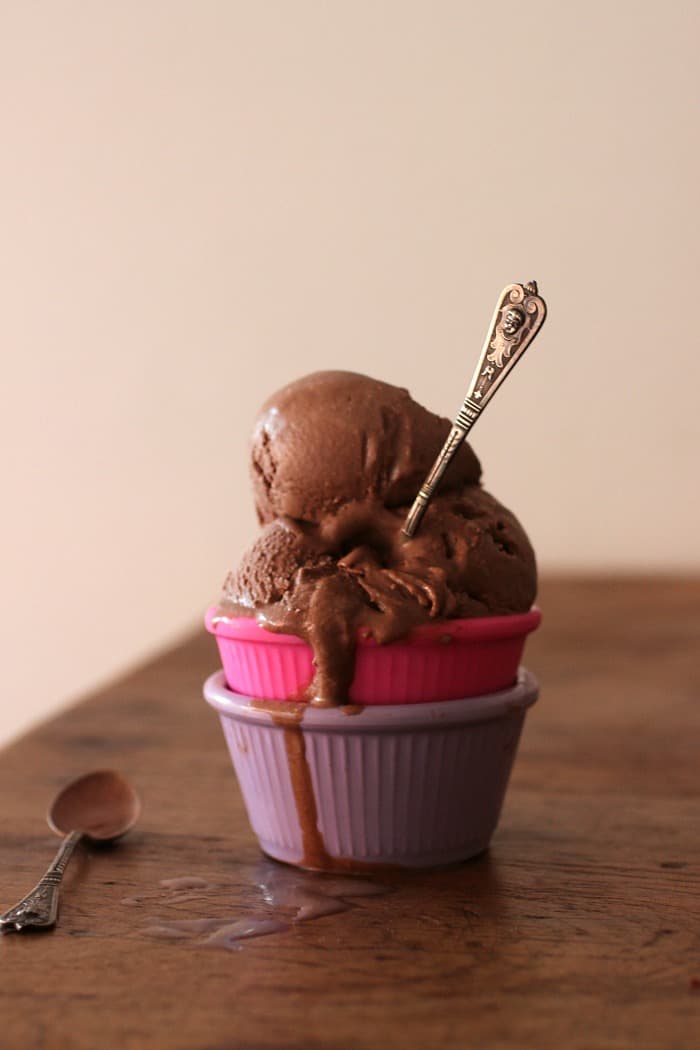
[219,371,536,704]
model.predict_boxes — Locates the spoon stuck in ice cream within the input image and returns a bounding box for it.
[403,280,547,537]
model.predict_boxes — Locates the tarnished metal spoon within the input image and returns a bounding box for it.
[403,280,547,537]
[0,770,141,932]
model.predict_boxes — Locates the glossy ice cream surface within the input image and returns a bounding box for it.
[218,371,536,704]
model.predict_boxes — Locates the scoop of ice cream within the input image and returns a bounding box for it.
[222,518,334,609]
[250,371,481,524]
[228,490,534,618]
[219,371,536,705]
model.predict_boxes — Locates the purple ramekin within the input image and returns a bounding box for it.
[203,669,539,870]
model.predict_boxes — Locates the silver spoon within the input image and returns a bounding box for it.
[0,769,141,932]
[403,280,547,537]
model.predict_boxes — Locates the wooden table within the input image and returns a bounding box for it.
[1,578,699,1050]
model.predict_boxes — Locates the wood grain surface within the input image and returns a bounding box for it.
[1,578,699,1050]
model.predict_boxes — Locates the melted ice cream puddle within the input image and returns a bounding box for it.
[138,863,389,950]
[121,876,215,908]
[202,918,289,950]
[159,876,212,891]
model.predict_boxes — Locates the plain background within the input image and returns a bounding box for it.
[2,1,698,746]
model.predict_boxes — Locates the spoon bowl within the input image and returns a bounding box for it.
[48,769,141,842]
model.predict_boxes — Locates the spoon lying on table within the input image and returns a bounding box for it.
[0,769,141,933]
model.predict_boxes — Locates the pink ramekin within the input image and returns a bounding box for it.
[205,606,541,704]
[203,668,539,869]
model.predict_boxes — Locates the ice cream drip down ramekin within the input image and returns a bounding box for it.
[205,607,541,704]
[203,669,539,870]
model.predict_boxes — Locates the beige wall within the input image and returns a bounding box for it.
[2,1,698,745]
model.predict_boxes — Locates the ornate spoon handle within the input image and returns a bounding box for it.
[0,830,83,932]
[403,280,547,538]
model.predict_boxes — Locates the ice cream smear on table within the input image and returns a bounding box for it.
[140,865,390,950]
[214,370,537,705]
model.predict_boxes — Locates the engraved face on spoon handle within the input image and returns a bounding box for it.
[0,830,83,932]
[403,281,547,538]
